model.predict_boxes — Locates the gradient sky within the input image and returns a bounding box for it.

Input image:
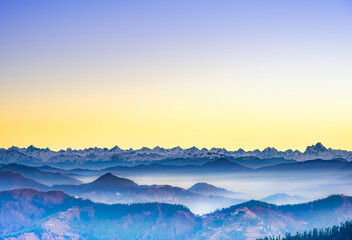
[1,0,352,151]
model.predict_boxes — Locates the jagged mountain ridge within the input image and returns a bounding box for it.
[0,143,351,166]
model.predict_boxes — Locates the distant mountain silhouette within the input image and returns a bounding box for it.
[96,157,352,176]
[189,182,230,195]
[0,171,48,191]
[0,163,82,186]
[261,193,308,205]
[231,156,296,168]
[38,165,66,172]
[188,182,248,199]
[85,173,138,190]
[103,158,252,175]
[258,159,349,172]
[342,161,352,170]
[201,158,249,170]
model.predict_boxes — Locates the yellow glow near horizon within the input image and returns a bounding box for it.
[1,74,352,151]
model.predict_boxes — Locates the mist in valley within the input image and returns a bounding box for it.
[71,170,352,214]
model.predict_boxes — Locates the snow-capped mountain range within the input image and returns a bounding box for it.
[0,143,351,166]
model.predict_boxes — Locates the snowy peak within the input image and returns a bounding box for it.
[1,142,352,165]
[26,145,44,152]
[304,142,328,154]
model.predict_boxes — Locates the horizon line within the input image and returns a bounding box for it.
[1,142,347,153]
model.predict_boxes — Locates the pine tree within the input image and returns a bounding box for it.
[257,221,352,240]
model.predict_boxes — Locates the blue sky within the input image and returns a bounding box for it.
[1,0,352,150]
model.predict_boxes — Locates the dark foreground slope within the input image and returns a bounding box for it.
[0,189,198,240]
[1,189,352,240]
[258,221,352,240]
[197,195,352,239]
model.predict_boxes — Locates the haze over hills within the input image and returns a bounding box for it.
[101,158,253,175]
[0,160,351,238]
[258,158,350,172]
[0,167,247,214]
[0,156,348,202]
[66,157,352,177]
[1,158,351,204]
[0,150,351,216]
[261,193,308,205]
[1,143,351,168]
[188,182,250,199]
[1,189,351,240]
[51,172,246,214]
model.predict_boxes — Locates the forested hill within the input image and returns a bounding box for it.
[258,221,352,240]
[1,189,352,240]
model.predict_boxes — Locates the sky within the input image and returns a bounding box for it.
[0,0,352,151]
